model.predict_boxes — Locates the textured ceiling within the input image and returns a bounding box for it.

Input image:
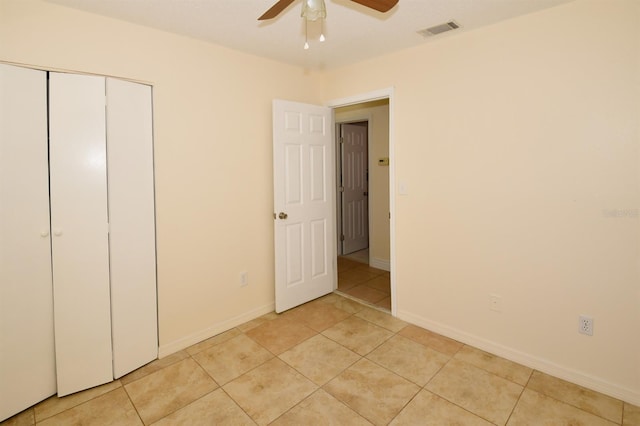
[45,0,574,70]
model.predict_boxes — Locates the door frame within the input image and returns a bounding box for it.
[327,88,396,316]
[336,119,370,259]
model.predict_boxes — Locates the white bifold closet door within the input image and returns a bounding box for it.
[1,66,157,416]
[106,78,158,379]
[0,64,56,421]
[49,73,114,396]
[49,72,158,396]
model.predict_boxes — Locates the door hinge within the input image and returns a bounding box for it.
[339,186,344,192]
[339,137,344,144]
[340,234,345,241]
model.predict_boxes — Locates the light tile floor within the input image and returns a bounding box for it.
[338,256,391,311]
[341,248,370,264]
[4,291,639,425]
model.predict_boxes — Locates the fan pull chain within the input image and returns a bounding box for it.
[304,18,325,49]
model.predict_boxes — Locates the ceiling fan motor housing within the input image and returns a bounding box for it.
[258,0,399,20]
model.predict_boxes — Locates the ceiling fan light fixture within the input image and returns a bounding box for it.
[301,0,327,21]
[301,0,326,49]
[259,0,397,49]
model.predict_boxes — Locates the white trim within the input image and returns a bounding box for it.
[397,309,640,406]
[328,88,394,108]
[328,87,396,317]
[158,302,274,358]
[370,257,391,271]
[336,116,373,124]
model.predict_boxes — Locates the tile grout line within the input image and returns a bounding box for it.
[120,383,146,426]
[334,290,390,313]
[502,370,531,426]
[419,345,506,425]
[188,338,263,425]
[32,381,125,425]
[520,380,624,425]
[361,325,425,425]
[219,386,259,425]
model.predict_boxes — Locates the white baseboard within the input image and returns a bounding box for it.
[158,302,275,358]
[370,257,390,271]
[397,309,640,406]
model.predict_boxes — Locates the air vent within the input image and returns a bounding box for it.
[418,21,460,38]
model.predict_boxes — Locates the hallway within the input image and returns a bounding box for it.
[337,256,390,311]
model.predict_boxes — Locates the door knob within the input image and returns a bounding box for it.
[40,230,50,238]
[53,228,63,236]
[278,212,288,220]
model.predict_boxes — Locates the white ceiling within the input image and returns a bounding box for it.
[45,0,574,70]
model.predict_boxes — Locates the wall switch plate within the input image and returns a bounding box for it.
[239,271,248,287]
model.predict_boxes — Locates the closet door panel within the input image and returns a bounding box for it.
[0,65,56,421]
[49,73,113,396]
[106,78,158,378]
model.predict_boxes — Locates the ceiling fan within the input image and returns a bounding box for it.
[258,0,399,21]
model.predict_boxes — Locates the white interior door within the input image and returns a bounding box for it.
[0,64,57,421]
[49,72,113,396]
[273,99,335,313]
[341,123,369,254]
[106,78,158,378]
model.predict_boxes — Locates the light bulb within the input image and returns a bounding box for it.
[319,33,325,42]
[304,41,310,50]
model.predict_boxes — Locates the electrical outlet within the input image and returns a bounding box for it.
[239,271,248,287]
[489,294,502,312]
[579,315,593,336]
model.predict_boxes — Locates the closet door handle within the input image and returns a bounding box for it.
[40,230,50,238]
[53,228,63,237]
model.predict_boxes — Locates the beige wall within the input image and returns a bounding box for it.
[2,0,638,405]
[324,0,640,403]
[0,0,323,353]
[335,100,390,267]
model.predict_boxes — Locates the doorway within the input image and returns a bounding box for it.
[332,98,392,311]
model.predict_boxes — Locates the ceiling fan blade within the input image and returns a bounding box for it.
[258,0,297,20]
[349,0,399,13]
